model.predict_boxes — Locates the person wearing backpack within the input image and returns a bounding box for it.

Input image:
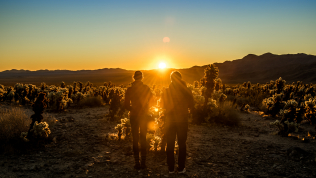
[161,71,194,174]
[124,71,153,170]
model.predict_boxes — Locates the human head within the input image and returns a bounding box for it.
[133,71,143,81]
[170,71,182,83]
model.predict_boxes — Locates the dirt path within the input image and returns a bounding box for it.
[1,106,316,178]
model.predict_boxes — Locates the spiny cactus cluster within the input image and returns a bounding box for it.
[223,77,316,132]
[0,81,126,113]
[20,121,51,142]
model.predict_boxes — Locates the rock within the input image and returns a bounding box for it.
[67,116,75,122]
[29,165,37,171]
[301,138,310,143]
[287,147,309,161]
[12,167,20,172]
[60,118,67,123]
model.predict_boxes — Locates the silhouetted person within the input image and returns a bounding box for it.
[124,71,153,170]
[28,92,47,138]
[161,71,194,174]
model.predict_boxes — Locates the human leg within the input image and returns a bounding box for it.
[166,122,177,172]
[176,122,188,171]
[130,117,140,169]
[139,116,148,169]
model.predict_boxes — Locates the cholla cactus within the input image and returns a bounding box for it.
[279,109,289,116]
[284,121,299,133]
[121,118,131,139]
[219,93,227,105]
[146,134,155,152]
[150,136,162,151]
[193,95,205,109]
[14,83,24,91]
[269,90,275,95]
[0,88,6,101]
[30,121,51,138]
[224,88,233,95]
[281,99,299,123]
[272,93,282,102]
[203,64,219,101]
[270,120,284,131]
[61,81,66,88]
[244,104,250,113]
[207,98,218,110]
[247,81,251,89]
[71,92,85,103]
[40,82,46,91]
[297,85,306,97]
[304,94,314,101]
[193,81,199,88]
[284,99,298,109]
[305,98,316,110]
[262,94,284,116]
[174,141,179,155]
[20,132,29,142]
[275,77,286,93]
[200,86,207,95]
[214,78,222,91]
[115,124,123,141]
[187,84,194,92]
[304,98,316,128]
[262,97,274,108]
[47,87,72,110]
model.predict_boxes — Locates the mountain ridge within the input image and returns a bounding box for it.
[1,53,316,86]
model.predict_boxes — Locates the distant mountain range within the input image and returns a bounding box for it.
[1,53,316,86]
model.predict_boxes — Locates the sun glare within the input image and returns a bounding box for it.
[159,62,166,69]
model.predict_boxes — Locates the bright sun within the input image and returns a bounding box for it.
[159,62,166,69]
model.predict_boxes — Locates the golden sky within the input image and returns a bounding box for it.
[1,1,316,71]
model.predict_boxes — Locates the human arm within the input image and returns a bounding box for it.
[124,88,132,111]
[187,88,194,114]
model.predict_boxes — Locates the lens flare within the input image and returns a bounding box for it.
[163,37,170,43]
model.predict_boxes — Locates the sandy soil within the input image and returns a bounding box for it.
[1,105,316,178]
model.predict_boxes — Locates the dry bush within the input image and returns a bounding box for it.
[0,107,56,153]
[0,107,30,142]
[212,101,241,126]
[78,96,104,107]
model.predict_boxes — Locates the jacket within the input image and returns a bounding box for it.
[161,81,194,122]
[124,80,153,117]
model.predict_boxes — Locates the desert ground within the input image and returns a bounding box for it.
[1,104,316,178]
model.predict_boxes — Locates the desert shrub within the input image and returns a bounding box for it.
[0,107,56,153]
[211,101,241,126]
[78,96,104,107]
[0,107,30,142]
[270,120,300,134]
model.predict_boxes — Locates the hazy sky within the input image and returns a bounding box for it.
[1,0,315,71]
